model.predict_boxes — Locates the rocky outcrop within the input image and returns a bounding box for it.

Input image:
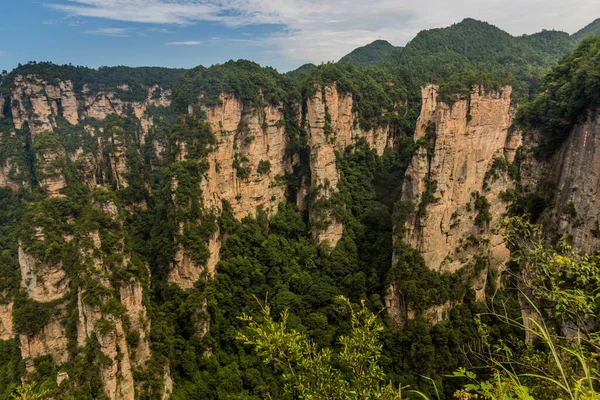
[306,84,396,247]
[119,282,150,367]
[36,145,68,197]
[402,85,519,273]
[84,86,171,139]
[76,289,102,347]
[0,302,13,340]
[19,245,68,302]
[388,85,520,328]
[10,75,79,134]
[0,161,21,191]
[200,93,289,219]
[19,314,68,370]
[97,318,135,400]
[521,112,600,252]
[77,290,138,400]
[170,93,289,289]
[162,364,174,400]
[169,247,203,290]
[7,75,171,157]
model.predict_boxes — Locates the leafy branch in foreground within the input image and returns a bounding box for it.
[455,297,600,400]
[451,215,600,399]
[503,215,600,326]
[238,296,422,399]
[11,383,50,400]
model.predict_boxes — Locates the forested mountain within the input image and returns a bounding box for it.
[0,17,599,400]
[572,17,600,40]
[338,40,398,67]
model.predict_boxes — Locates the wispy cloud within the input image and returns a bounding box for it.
[46,0,600,65]
[85,27,131,37]
[148,27,173,34]
[166,37,265,47]
[166,41,203,45]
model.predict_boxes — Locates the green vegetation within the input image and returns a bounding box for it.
[10,383,50,400]
[303,63,413,132]
[0,15,600,400]
[256,160,271,175]
[572,18,600,41]
[239,297,416,399]
[471,192,492,228]
[0,62,184,101]
[517,36,600,155]
[380,18,595,105]
[285,63,317,79]
[339,40,398,68]
[12,296,59,336]
[172,60,300,113]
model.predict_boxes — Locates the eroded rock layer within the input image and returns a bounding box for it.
[521,112,600,252]
[306,84,396,247]
[388,84,521,327]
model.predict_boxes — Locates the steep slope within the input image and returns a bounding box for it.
[0,64,177,400]
[518,36,600,253]
[572,18,600,41]
[386,84,521,328]
[0,19,599,400]
[0,60,413,398]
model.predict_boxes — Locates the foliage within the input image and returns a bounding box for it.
[256,160,271,175]
[517,36,600,155]
[303,63,412,131]
[10,384,50,400]
[2,17,600,400]
[285,63,317,80]
[0,61,184,101]
[572,18,600,41]
[12,295,60,336]
[339,40,398,68]
[503,216,600,322]
[381,18,589,105]
[172,60,300,113]
[0,340,23,400]
[239,296,414,399]
[472,192,492,228]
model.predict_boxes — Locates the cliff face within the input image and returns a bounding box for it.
[0,73,170,399]
[521,112,600,252]
[10,75,79,134]
[306,84,396,247]
[403,84,519,273]
[388,84,521,327]
[168,92,291,289]
[201,93,289,219]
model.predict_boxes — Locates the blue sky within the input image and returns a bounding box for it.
[1,0,598,73]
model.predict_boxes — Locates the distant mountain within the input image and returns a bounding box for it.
[285,63,316,79]
[338,40,398,67]
[572,18,600,41]
[384,18,574,68]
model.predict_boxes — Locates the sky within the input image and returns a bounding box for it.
[0,0,599,73]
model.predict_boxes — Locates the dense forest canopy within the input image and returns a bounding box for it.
[517,35,600,154]
[0,62,185,102]
[338,40,398,67]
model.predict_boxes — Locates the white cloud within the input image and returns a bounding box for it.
[85,27,131,37]
[166,41,203,45]
[46,0,600,65]
[166,37,265,46]
[148,27,174,34]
